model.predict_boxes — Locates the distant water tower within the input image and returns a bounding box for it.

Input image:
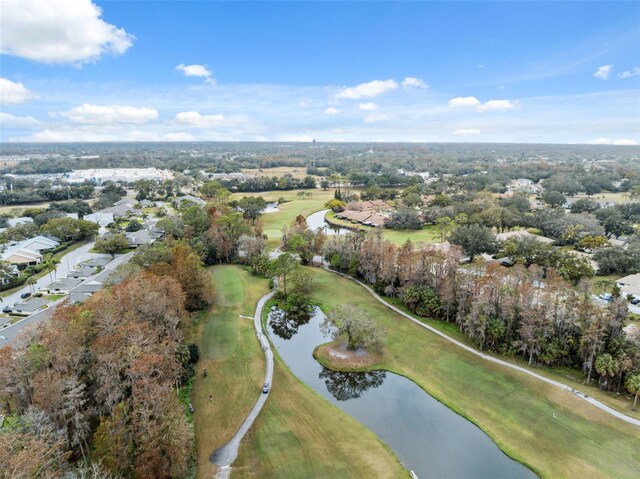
[312,138,317,168]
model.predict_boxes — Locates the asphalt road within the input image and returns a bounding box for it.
[0,250,134,345]
[209,291,275,478]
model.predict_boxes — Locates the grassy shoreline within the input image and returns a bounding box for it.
[307,266,640,479]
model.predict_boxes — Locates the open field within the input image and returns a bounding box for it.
[309,267,640,479]
[193,265,405,478]
[326,211,441,245]
[241,166,320,180]
[572,192,630,204]
[0,202,51,215]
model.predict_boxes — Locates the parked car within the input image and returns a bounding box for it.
[2,306,12,313]
[262,382,270,394]
[20,292,31,299]
[599,293,613,303]
[631,298,640,305]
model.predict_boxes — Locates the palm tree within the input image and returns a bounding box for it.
[626,373,640,410]
[42,256,61,282]
[26,276,38,294]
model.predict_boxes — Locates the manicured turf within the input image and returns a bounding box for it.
[233,357,407,479]
[192,265,270,478]
[193,265,406,478]
[309,267,640,479]
[326,211,441,245]
[231,189,335,250]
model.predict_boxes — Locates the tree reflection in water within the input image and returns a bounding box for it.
[319,368,386,401]
[269,308,311,340]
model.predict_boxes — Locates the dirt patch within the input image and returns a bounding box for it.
[314,341,383,371]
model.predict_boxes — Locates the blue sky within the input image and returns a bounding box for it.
[1,0,639,143]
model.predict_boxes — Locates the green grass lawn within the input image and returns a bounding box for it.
[326,211,441,245]
[43,294,65,301]
[308,267,640,479]
[192,265,405,478]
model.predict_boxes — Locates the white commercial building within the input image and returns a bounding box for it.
[66,168,174,185]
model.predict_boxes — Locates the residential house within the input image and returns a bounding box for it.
[100,203,139,218]
[67,267,96,279]
[126,229,153,247]
[496,230,555,244]
[1,236,60,265]
[174,195,206,208]
[13,297,52,314]
[616,274,640,300]
[47,277,83,294]
[6,217,34,228]
[83,212,115,227]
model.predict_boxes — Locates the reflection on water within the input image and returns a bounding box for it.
[267,307,537,479]
[305,209,350,235]
[319,368,386,401]
[269,308,311,340]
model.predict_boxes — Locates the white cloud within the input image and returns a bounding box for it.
[0,112,42,127]
[0,0,134,65]
[587,138,638,146]
[279,135,314,142]
[324,107,340,115]
[358,102,378,111]
[176,63,213,82]
[448,96,517,112]
[164,132,195,141]
[475,99,518,112]
[453,128,481,136]
[613,139,638,146]
[175,111,226,127]
[448,96,481,108]
[0,78,38,104]
[498,85,505,90]
[59,104,158,124]
[401,77,429,90]
[23,128,161,142]
[619,67,640,79]
[593,65,613,80]
[335,79,398,99]
[363,114,389,123]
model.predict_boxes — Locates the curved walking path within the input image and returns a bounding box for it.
[209,291,275,478]
[327,267,640,427]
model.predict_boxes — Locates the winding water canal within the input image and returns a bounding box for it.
[267,307,537,479]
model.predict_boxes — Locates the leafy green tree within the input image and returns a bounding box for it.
[449,224,498,260]
[238,196,267,223]
[322,305,385,351]
[386,207,421,230]
[95,234,130,258]
[181,206,209,236]
[541,190,566,207]
[271,253,299,297]
[325,199,346,212]
[40,217,99,241]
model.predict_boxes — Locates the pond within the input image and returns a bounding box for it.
[305,209,350,235]
[267,307,537,479]
[261,202,280,213]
